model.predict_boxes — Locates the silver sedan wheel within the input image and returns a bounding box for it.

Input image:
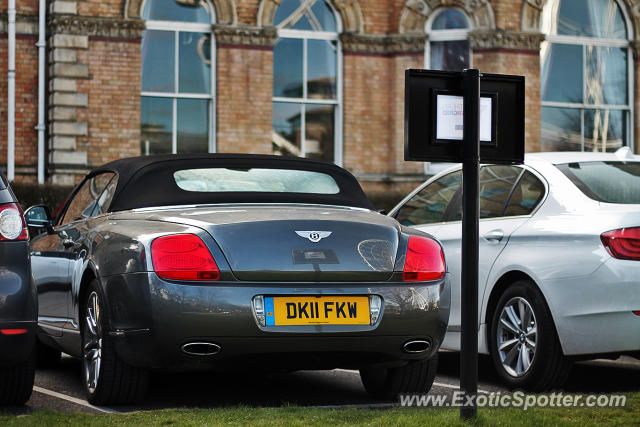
[496,296,537,378]
[83,291,102,394]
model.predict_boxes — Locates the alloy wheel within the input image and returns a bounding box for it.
[83,291,102,394]
[496,296,537,377]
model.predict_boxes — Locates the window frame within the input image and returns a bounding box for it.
[272,1,344,166]
[391,169,463,226]
[445,166,526,221]
[424,8,472,71]
[391,165,549,226]
[141,0,217,155]
[555,160,640,203]
[446,166,548,221]
[540,0,634,152]
[57,172,118,226]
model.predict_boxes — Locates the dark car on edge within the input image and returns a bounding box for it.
[0,173,36,405]
[25,154,450,405]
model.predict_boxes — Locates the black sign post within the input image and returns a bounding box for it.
[460,68,480,419]
[404,68,524,420]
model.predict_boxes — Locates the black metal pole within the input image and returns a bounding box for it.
[460,68,480,419]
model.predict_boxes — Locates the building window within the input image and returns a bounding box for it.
[272,0,342,164]
[541,0,632,152]
[423,9,471,175]
[426,9,471,71]
[141,0,215,155]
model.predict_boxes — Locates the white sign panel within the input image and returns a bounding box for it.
[435,95,493,142]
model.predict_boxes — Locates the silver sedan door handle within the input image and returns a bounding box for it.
[483,230,504,242]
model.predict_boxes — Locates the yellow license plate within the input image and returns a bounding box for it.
[265,296,370,326]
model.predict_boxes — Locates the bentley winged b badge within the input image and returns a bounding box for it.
[295,231,332,243]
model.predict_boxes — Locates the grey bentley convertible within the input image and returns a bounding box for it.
[25,154,449,405]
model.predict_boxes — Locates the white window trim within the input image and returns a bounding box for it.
[545,34,629,47]
[429,29,469,42]
[141,1,217,154]
[273,2,343,166]
[279,29,339,40]
[540,0,634,153]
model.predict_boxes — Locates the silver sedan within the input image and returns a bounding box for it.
[389,148,640,391]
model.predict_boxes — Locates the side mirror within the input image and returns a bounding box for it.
[25,205,54,234]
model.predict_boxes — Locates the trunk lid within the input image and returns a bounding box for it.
[140,205,401,282]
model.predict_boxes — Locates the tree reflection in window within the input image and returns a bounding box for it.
[394,171,463,226]
[140,0,215,155]
[541,0,631,153]
[272,0,341,163]
[427,9,470,72]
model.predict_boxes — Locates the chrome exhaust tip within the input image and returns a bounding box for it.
[181,342,221,356]
[402,339,430,354]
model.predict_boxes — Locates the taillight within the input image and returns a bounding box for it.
[0,329,27,335]
[0,203,28,241]
[601,227,640,261]
[151,234,220,281]
[403,236,446,281]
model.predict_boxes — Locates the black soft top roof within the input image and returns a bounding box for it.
[91,154,373,211]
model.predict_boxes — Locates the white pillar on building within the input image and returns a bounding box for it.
[7,0,16,181]
[37,0,47,184]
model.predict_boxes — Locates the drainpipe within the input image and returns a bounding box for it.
[36,0,46,184]
[7,0,15,181]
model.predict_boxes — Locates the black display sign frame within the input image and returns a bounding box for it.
[429,88,498,147]
[405,69,525,164]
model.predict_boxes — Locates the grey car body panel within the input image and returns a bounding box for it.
[30,156,449,372]
[0,242,36,321]
[0,175,36,366]
[111,205,400,282]
[104,272,449,370]
[33,209,450,369]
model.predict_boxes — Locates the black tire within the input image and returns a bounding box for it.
[0,351,35,405]
[36,339,61,368]
[489,280,571,391]
[81,279,148,405]
[360,354,438,400]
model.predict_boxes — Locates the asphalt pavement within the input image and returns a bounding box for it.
[1,352,638,415]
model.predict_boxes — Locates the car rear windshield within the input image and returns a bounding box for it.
[556,161,640,204]
[174,168,340,194]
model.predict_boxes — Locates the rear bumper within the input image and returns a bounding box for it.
[0,241,36,366]
[104,272,450,371]
[0,320,36,366]
[0,241,35,320]
[115,334,441,372]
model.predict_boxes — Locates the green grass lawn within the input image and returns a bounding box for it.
[2,393,638,426]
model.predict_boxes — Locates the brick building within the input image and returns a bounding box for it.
[1,0,639,196]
